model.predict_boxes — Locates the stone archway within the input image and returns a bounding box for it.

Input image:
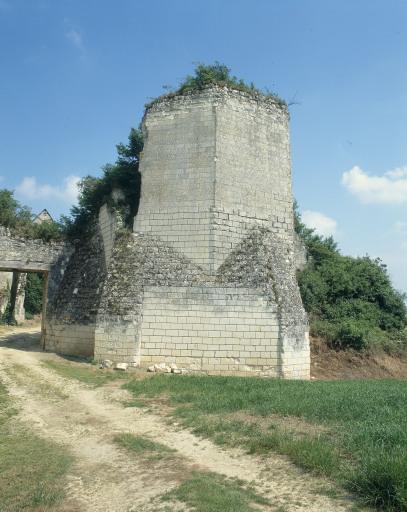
[0,226,71,347]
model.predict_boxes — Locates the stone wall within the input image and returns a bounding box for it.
[140,286,280,376]
[44,206,122,357]
[44,228,105,356]
[93,227,309,379]
[217,227,310,378]
[0,226,65,272]
[0,272,12,315]
[94,230,204,364]
[10,272,27,324]
[134,86,294,272]
[134,91,216,270]
[0,227,71,327]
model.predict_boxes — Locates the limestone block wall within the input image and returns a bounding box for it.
[134,87,294,272]
[140,286,281,376]
[94,315,140,365]
[94,231,205,365]
[134,92,216,269]
[218,227,310,379]
[44,321,95,357]
[213,90,294,268]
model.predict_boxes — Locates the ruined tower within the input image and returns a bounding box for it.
[42,85,310,379]
[128,86,309,378]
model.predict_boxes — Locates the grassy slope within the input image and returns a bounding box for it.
[124,375,407,511]
[0,379,72,511]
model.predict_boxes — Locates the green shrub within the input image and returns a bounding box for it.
[145,63,286,109]
[24,273,44,316]
[295,201,407,351]
[176,62,285,105]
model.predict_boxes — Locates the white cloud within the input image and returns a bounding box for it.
[302,210,337,237]
[65,28,84,50]
[342,165,407,204]
[385,167,407,179]
[16,175,80,203]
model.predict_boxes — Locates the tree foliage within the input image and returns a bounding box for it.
[0,189,63,242]
[294,202,407,350]
[24,272,44,316]
[63,128,143,238]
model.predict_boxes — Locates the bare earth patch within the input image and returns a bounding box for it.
[0,326,362,512]
[311,336,407,380]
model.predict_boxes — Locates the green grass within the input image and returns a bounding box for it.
[44,359,129,387]
[124,375,407,511]
[114,433,176,459]
[0,379,72,511]
[162,471,270,512]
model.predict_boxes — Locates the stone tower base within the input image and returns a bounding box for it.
[92,228,310,379]
[43,223,309,380]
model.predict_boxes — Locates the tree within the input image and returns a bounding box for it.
[0,189,32,231]
[0,189,63,241]
[63,128,143,237]
[295,202,407,350]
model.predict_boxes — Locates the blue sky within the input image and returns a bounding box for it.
[0,0,406,293]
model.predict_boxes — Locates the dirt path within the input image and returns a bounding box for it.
[0,327,357,512]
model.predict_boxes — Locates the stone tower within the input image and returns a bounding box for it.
[42,85,310,379]
[128,86,309,378]
[134,87,295,272]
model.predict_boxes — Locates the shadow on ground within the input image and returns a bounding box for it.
[0,329,43,352]
[0,327,94,366]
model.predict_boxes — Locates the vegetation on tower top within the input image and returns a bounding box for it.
[147,62,286,107]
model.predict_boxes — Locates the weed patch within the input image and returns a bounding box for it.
[162,471,270,512]
[114,433,176,460]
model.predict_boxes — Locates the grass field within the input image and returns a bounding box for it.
[124,375,407,511]
[0,379,72,512]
